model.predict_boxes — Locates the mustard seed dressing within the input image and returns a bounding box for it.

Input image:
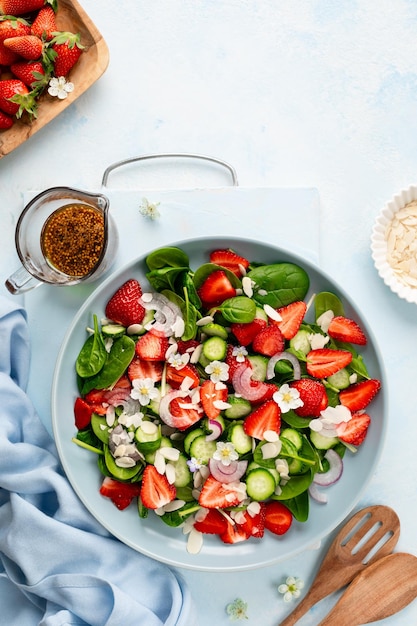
[41,204,105,277]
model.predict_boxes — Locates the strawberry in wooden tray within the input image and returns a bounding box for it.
[72,244,382,556]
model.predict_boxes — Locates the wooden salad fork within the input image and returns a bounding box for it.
[278,505,400,626]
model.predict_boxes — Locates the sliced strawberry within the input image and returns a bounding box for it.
[128,356,163,383]
[290,379,328,417]
[220,520,250,544]
[176,339,201,355]
[327,315,367,345]
[198,475,244,509]
[105,279,145,327]
[74,397,97,429]
[99,476,141,511]
[166,363,200,389]
[200,379,229,419]
[198,270,237,307]
[272,301,307,340]
[238,503,266,538]
[193,508,228,535]
[140,464,176,510]
[306,348,353,378]
[209,249,250,277]
[135,330,169,361]
[264,501,293,535]
[230,317,267,346]
[243,400,281,440]
[252,325,285,357]
[337,411,371,446]
[339,379,381,412]
[162,393,203,431]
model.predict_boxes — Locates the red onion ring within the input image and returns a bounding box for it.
[232,364,272,402]
[308,482,328,503]
[205,419,223,441]
[266,351,301,380]
[209,458,248,483]
[312,449,343,486]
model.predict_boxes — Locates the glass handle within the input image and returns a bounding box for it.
[5,266,41,295]
[101,152,239,187]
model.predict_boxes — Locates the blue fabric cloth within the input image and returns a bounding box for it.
[0,296,198,626]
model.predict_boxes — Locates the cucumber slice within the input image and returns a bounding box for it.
[247,354,268,381]
[228,423,252,454]
[173,453,192,487]
[134,422,161,454]
[246,461,280,485]
[183,427,205,454]
[200,322,228,339]
[327,368,350,390]
[254,306,268,322]
[280,427,303,451]
[202,336,227,361]
[189,435,217,464]
[289,329,311,356]
[224,395,252,419]
[101,323,126,338]
[246,467,276,501]
[310,429,338,450]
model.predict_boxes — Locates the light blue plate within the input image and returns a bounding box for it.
[51,236,387,572]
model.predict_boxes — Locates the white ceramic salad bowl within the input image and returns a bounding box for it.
[51,236,386,572]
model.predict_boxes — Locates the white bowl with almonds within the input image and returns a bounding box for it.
[371,185,417,304]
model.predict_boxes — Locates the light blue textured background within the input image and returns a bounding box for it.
[1,2,417,624]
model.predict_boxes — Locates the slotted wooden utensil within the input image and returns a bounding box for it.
[279,505,400,626]
[317,552,417,625]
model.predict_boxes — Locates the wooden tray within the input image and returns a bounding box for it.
[0,0,109,159]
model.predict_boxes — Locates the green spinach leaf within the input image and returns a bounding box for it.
[248,263,309,308]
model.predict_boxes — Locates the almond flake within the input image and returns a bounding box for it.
[186,528,204,554]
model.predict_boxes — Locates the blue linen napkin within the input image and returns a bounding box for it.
[0,296,198,626]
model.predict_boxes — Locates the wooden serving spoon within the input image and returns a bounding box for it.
[279,505,400,626]
[317,552,417,625]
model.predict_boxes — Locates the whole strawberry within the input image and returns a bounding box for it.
[50,31,83,77]
[0,0,55,16]
[0,78,36,117]
[290,378,328,417]
[0,17,31,41]
[0,40,18,65]
[31,5,56,40]
[11,60,45,88]
[0,109,13,128]
[4,34,43,60]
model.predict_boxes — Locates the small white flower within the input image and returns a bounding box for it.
[48,76,74,99]
[213,441,238,466]
[205,360,229,383]
[278,576,304,602]
[232,345,248,362]
[187,456,204,472]
[139,197,160,220]
[168,351,190,369]
[130,378,159,406]
[226,597,249,620]
[273,384,304,413]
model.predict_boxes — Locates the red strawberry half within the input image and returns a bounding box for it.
[339,379,381,412]
[337,411,371,446]
[252,325,285,357]
[230,317,267,346]
[273,300,307,340]
[166,363,200,389]
[264,501,293,535]
[140,464,176,510]
[306,348,353,378]
[327,315,367,345]
[243,399,281,440]
[135,330,169,361]
[127,356,163,383]
[209,248,250,277]
[290,379,328,417]
[200,379,229,419]
[159,392,203,431]
[193,508,228,535]
[198,475,244,509]
[105,278,145,327]
[99,476,141,511]
[198,270,237,307]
